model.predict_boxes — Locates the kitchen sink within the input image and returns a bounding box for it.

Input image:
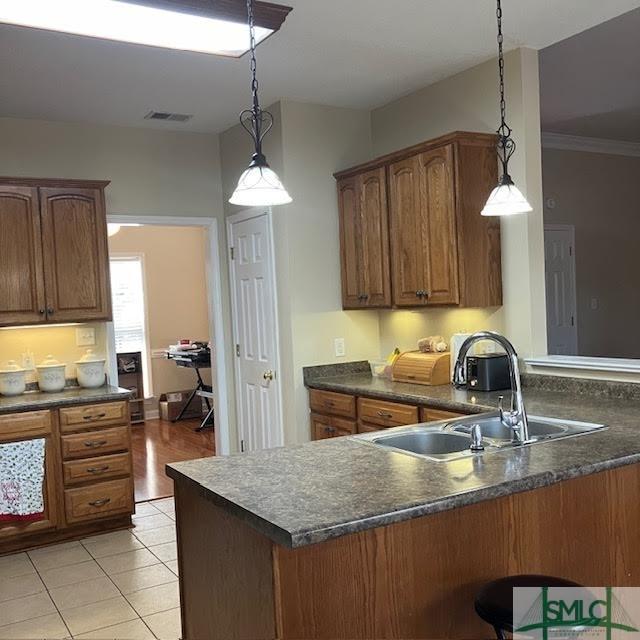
[355,414,606,462]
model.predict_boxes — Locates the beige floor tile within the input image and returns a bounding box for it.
[0,552,36,579]
[150,498,174,515]
[0,612,69,640]
[82,531,144,559]
[131,513,174,532]
[0,572,45,603]
[28,543,92,572]
[60,596,137,637]
[75,618,155,640]
[148,541,177,563]
[96,548,160,576]
[133,502,160,518]
[110,564,177,595]
[50,576,120,611]
[0,591,56,626]
[125,581,180,617]
[142,608,181,640]
[132,526,175,548]
[39,559,105,590]
[164,560,178,576]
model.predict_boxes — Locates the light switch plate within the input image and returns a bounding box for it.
[334,338,346,358]
[76,327,96,347]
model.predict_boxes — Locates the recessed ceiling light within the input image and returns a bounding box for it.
[0,0,291,57]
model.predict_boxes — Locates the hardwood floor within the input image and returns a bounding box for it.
[131,417,215,502]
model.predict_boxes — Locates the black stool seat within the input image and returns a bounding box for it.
[475,574,582,638]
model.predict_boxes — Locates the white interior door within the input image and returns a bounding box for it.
[228,209,283,453]
[544,225,578,355]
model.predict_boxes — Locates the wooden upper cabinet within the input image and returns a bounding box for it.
[335,131,502,309]
[40,187,112,323]
[0,186,46,325]
[0,178,112,327]
[337,168,390,308]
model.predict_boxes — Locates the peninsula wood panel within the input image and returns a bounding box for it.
[40,186,112,322]
[172,462,640,639]
[0,185,46,325]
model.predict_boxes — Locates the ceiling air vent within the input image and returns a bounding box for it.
[144,111,193,123]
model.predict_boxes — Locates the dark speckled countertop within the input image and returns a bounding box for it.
[0,385,132,415]
[167,369,640,549]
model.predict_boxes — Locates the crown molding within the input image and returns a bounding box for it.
[541,132,640,158]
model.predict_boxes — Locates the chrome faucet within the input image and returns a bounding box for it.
[453,331,531,443]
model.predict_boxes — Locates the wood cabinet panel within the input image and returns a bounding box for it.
[357,397,418,428]
[59,401,128,433]
[338,169,391,308]
[0,186,46,325]
[311,413,357,440]
[0,410,52,442]
[61,426,129,460]
[308,390,356,419]
[420,407,468,423]
[64,478,134,524]
[40,186,112,322]
[63,452,132,486]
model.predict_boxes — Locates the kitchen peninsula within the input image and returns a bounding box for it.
[168,370,640,640]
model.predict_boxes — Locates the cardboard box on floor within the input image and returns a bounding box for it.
[159,390,204,422]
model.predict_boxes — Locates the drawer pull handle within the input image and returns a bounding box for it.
[325,426,336,434]
[84,440,108,448]
[377,411,393,419]
[88,498,111,507]
[83,413,107,420]
[87,465,110,474]
[324,400,335,407]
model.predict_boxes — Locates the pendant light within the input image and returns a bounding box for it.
[481,0,532,217]
[229,0,291,206]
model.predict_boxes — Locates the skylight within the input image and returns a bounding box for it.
[0,0,274,57]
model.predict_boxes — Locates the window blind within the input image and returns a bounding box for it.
[110,258,147,354]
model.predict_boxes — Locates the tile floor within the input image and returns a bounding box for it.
[0,498,181,640]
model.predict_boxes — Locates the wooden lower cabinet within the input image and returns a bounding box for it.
[358,397,418,431]
[0,399,133,553]
[311,413,356,440]
[421,406,468,422]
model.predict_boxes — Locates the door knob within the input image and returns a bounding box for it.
[263,370,275,381]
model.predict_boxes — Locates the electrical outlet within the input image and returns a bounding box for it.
[334,338,346,358]
[591,298,599,310]
[76,327,96,347]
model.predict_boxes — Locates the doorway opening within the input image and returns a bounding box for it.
[106,216,228,502]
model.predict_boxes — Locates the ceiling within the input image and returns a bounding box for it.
[540,7,640,142]
[2,0,640,134]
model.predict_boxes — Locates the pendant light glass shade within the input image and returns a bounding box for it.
[230,158,292,206]
[481,177,532,217]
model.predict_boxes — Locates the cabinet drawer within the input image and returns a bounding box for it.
[64,478,133,524]
[63,453,132,486]
[61,426,129,460]
[309,390,356,419]
[358,398,418,428]
[59,401,128,433]
[0,410,52,442]
[421,407,468,423]
[357,422,382,434]
[311,413,356,440]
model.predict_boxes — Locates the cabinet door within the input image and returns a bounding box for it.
[360,168,391,307]
[338,176,365,308]
[389,156,426,306]
[40,187,112,322]
[419,145,459,305]
[0,185,46,326]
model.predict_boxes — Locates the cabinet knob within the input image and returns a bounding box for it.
[38,309,45,315]
[46,307,54,315]
[416,290,424,297]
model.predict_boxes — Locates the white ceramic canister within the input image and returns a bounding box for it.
[0,360,27,396]
[75,349,106,389]
[36,355,67,393]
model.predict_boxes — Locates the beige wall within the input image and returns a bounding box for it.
[543,148,640,358]
[108,226,211,403]
[371,48,546,359]
[0,323,107,383]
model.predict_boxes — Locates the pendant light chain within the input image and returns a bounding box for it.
[495,0,515,181]
[247,0,259,114]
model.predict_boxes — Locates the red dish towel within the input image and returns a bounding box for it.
[0,438,46,523]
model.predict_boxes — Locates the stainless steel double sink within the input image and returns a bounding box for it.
[355,412,606,462]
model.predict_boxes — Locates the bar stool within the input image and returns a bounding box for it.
[474,574,582,639]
